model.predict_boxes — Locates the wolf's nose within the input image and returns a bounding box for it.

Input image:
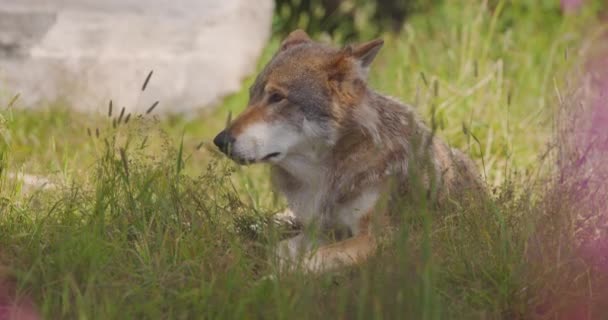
[213,130,235,154]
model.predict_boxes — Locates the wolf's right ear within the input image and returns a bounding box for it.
[281,29,311,51]
[329,39,384,81]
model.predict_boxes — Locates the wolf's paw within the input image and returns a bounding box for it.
[272,208,300,228]
[272,208,302,239]
[257,273,278,284]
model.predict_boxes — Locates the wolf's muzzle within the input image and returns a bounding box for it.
[213,130,235,155]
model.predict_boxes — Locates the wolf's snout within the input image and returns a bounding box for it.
[213,130,235,154]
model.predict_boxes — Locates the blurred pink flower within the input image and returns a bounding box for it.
[0,282,40,320]
[561,0,585,12]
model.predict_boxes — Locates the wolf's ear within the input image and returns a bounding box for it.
[281,29,311,51]
[351,39,384,72]
[327,39,383,83]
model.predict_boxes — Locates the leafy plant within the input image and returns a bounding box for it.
[273,0,441,41]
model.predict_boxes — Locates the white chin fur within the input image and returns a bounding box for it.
[232,122,301,162]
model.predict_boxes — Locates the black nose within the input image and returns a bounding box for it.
[213,130,235,154]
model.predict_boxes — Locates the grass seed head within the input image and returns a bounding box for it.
[142,70,154,91]
[118,107,126,124]
[146,101,159,115]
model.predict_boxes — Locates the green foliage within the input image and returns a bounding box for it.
[273,0,441,41]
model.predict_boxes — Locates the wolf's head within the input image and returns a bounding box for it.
[213,30,383,165]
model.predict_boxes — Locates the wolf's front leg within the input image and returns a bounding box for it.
[302,233,377,273]
[274,230,378,273]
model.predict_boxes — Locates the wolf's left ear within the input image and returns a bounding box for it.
[351,39,384,73]
[281,29,312,51]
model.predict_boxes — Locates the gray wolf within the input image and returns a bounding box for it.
[213,30,482,273]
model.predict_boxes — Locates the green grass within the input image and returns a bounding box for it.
[1,1,606,318]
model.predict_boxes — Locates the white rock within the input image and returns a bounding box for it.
[0,0,273,115]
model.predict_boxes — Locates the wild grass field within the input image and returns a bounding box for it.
[1,1,607,319]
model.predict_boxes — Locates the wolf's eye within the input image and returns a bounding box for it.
[268,92,285,104]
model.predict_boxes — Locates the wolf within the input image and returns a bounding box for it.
[213,30,482,273]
